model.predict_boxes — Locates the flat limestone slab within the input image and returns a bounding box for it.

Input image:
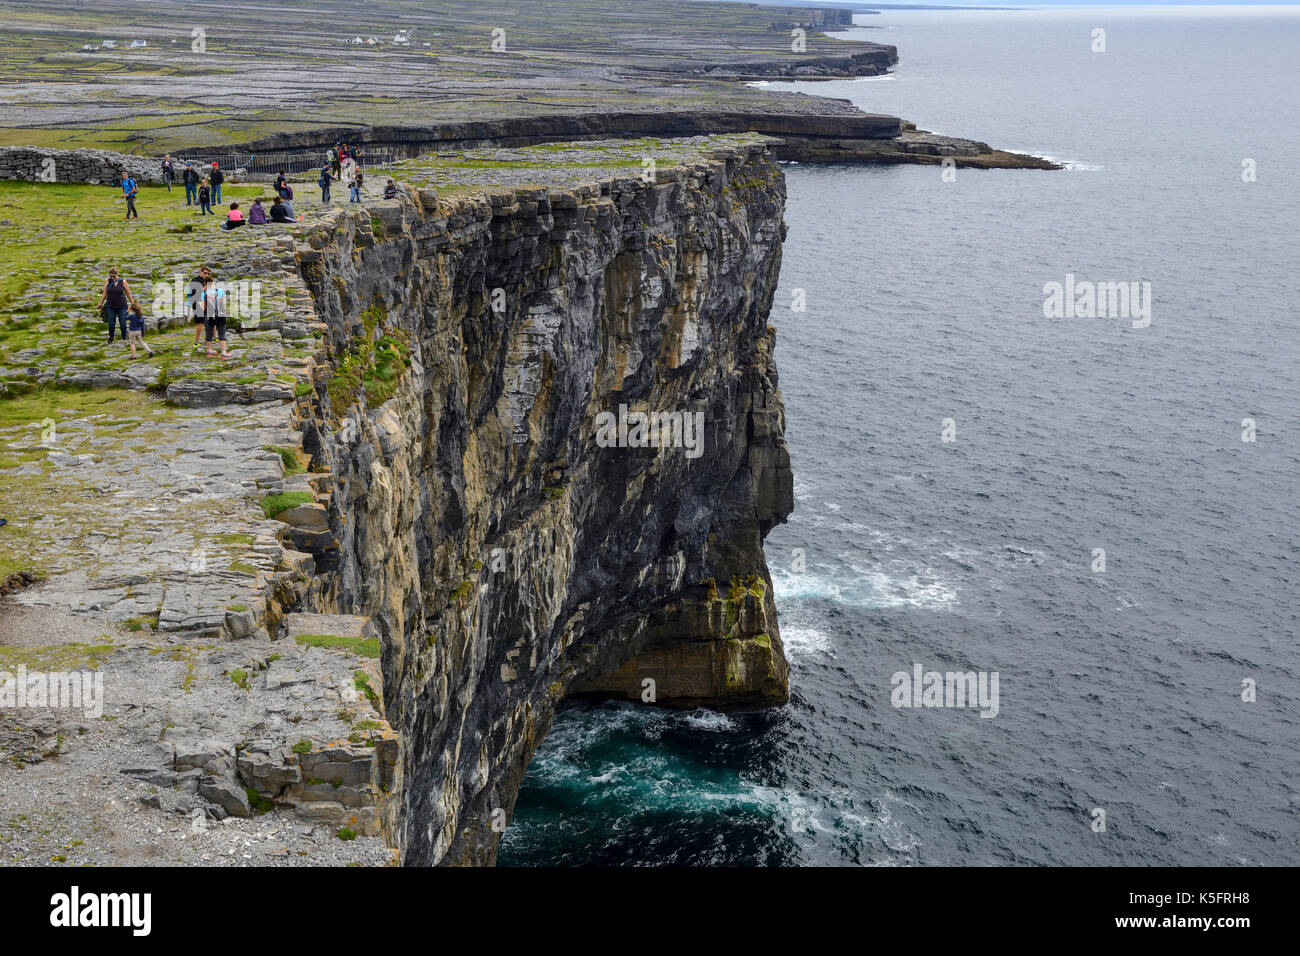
[283,613,374,641]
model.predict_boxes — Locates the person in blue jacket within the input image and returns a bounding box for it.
[121,174,139,220]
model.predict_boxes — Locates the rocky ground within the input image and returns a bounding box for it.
[0,170,404,865]
[0,630,395,867]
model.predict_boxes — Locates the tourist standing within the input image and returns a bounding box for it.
[198,179,213,215]
[97,267,136,345]
[199,274,230,358]
[350,168,363,203]
[187,265,214,350]
[274,169,289,199]
[210,161,224,204]
[161,155,175,192]
[121,174,139,220]
[329,145,341,181]
[319,164,333,203]
[183,162,199,205]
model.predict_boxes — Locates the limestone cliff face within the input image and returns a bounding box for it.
[290,141,793,865]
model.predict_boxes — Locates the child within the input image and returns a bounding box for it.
[198,179,213,215]
[127,301,154,358]
[221,201,245,230]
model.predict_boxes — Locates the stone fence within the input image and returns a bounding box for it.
[0,146,165,185]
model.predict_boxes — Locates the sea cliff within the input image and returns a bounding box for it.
[291,136,794,863]
[0,134,793,866]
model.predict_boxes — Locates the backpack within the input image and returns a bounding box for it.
[319,171,329,187]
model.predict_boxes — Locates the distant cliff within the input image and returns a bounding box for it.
[229,109,1059,170]
[288,138,795,864]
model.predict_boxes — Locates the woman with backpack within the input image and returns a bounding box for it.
[97,267,137,345]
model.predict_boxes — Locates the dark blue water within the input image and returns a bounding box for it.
[500,5,1300,866]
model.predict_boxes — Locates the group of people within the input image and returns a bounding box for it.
[317,142,369,203]
[220,195,301,230]
[121,146,398,229]
[96,264,237,360]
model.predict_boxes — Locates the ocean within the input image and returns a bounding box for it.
[498,4,1300,866]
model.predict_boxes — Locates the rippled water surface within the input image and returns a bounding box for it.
[500,5,1300,866]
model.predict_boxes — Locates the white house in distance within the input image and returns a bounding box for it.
[80,44,100,52]
[102,39,117,48]
[393,30,411,45]
[130,39,147,48]
[366,36,380,45]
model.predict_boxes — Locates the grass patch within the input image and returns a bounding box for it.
[352,671,379,709]
[245,787,274,815]
[264,444,306,474]
[260,490,312,518]
[293,633,380,659]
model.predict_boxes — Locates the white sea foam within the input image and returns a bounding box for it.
[771,565,957,611]
[780,624,835,661]
[681,709,735,732]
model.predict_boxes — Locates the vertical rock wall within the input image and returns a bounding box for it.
[290,141,793,864]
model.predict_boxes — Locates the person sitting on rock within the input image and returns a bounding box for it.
[248,197,268,225]
[126,301,154,359]
[269,197,293,223]
[221,201,245,230]
[383,179,398,199]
